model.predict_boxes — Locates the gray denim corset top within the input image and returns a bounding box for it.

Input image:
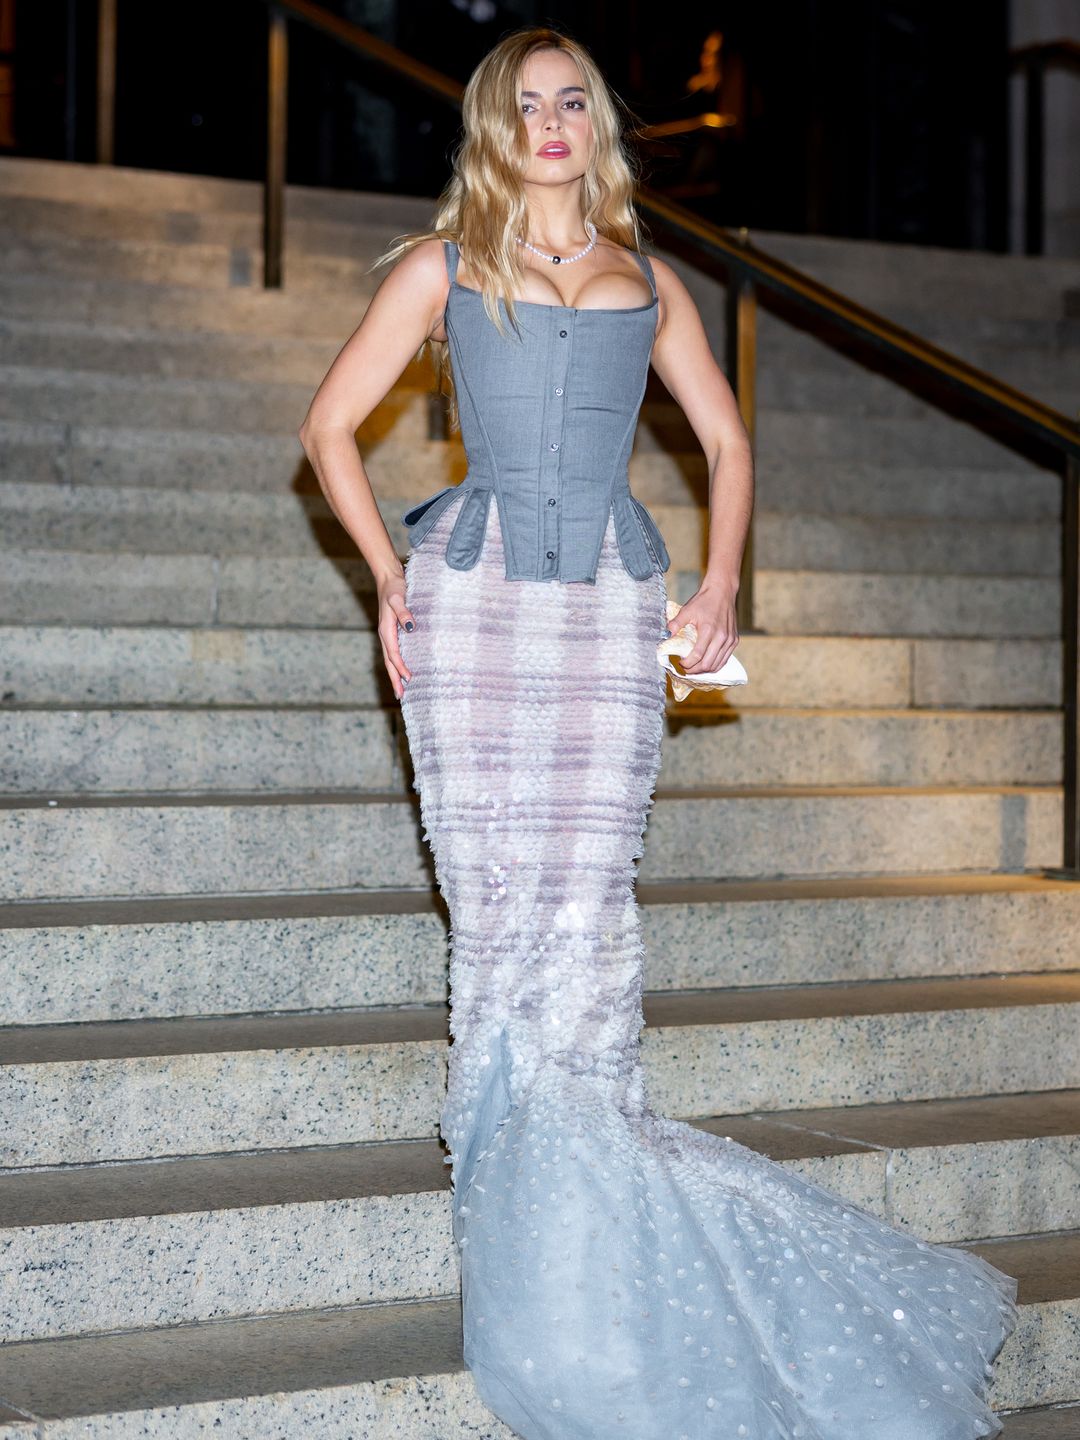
[399,238,671,585]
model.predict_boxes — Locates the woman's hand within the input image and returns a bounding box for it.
[378,575,415,701]
[668,577,739,674]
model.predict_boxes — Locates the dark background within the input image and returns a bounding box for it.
[6,0,1010,250]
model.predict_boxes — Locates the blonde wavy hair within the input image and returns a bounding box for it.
[369,26,649,429]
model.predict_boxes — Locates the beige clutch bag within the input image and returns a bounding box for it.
[656,599,748,702]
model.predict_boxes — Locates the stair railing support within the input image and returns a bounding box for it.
[1043,455,1080,880]
[725,229,756,634]
[1062,455,1079,876]
[264,4,288,290]
[95,0,116,165]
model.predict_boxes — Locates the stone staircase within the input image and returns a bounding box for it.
[1,154,1079,1437]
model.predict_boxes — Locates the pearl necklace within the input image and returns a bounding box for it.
[516,220,597,265]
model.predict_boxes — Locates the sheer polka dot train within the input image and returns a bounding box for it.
[397,493,1020,1440]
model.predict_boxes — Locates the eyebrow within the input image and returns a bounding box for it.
[520,86,586,97]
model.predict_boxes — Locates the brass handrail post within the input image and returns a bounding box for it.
[1045,455,1080,880]
[725,228,756,633]
[264,5,288,289]
[1062,455,1079,875]
[95,0,116,165]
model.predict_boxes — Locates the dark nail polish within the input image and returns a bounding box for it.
[405,621,414,631]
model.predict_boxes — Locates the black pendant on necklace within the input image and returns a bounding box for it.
[552,256,561,264]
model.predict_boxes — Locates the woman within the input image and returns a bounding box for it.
[298,27,1018,1440]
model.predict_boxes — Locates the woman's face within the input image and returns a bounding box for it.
[518,48,593,189]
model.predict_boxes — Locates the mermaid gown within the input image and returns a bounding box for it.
[397,242,1019,1440]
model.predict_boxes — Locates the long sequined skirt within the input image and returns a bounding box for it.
[397,490,1019,1440]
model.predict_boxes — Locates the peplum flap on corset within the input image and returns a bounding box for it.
[402,484,492,570]
[400,485,461,545]
[614,492,671,579]
[403,483,668,580]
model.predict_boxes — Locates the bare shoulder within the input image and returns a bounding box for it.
[366,234,451,340]
[647,254,691,300]
[379,234,450,294]
[644,254,703,341]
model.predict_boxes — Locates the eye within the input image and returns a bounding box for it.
[520,99,585,114]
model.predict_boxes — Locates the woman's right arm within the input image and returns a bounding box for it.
[298,236,449,701]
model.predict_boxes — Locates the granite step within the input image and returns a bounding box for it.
[0,1231,1074,1429]
[0,705,1060,795]
[1,1091,1077,1342]
[2,256,1070,366]
[752,358,1076,422]
[0,364,319,437]
[4,327,1073,428]
[1006,1408,1080,1439]
[4,874,1078,1026]
[3,311,1075,403]
[0,787,1063,902]
[1,213,1075,332]
[3,153,1078,316]
[753,309,1080,402]
[0,479,1059,577]
[749,570,1059,639]
[746,458,1060,523]
[0,359,1057,477]
[0,625,1062,710]
[0,152,1075,1430]
[1,973,1078,1165]
[0,270,367,339]
[652,405,1056,471]
[3,171,1078,316]
[0,418,324,492]
[1,545,1060,635]
[758,233,1080,321]
[0,316,344,385]
[0,191,427,260]
[2,414,1056,529]
[0,231,396,296]
[0,156,439,228]
[0,155,1072,290]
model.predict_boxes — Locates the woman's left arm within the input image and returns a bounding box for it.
[648,255,755,673]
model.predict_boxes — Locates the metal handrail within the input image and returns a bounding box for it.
[1011,37,1080,64]
[97,3,1080,879]
[253,3,1079,460]
[635,190,1080,458]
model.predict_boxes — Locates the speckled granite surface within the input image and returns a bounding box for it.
[0,157,1074,1432]
[1,1192,457,1343]
[0,624,1060,711]
[0,708,399,793]
[6,883,1078,1026]
[0,1302,1071,1433]
[5,1000,1078,1168]
[6,1372,518,1439]
[0,624,384,704]
[642,1003,1080,1118]
[0,705,1059,792]
[1,909,451,1024]
[0,788,1063,901]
